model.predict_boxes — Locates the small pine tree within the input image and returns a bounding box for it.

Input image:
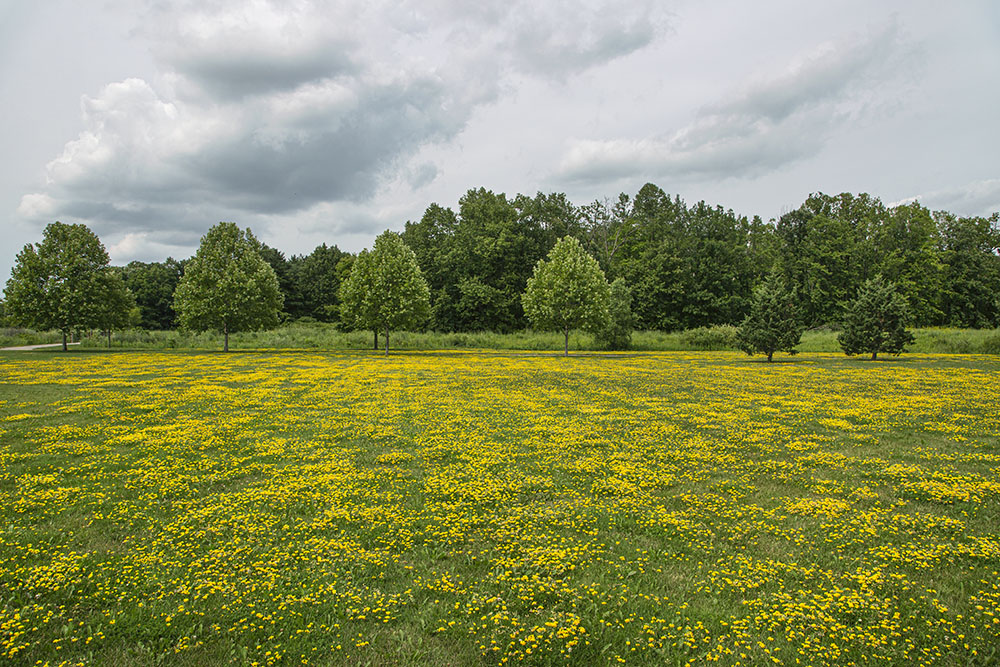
[838,276,915,360]
[736,273,803,362]
[595,278,633,350]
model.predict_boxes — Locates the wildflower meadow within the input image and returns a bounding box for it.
[1,350,998,666]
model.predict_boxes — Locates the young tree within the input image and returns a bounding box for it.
[93,268,137,347]
[339,231,431,355]
[172,222,283,352]
[3,221,126,351]
[522,236,611,356]
[594,277,633,350]
[838,276,915,360]
[736,273,803,362]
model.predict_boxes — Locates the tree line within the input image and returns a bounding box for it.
[3,183,999,349]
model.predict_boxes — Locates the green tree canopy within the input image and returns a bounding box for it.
[838,276,915,360]
[522,235,611,355]
[736,273,803,362]
[3,221,128,350]
[93,267,137,346]
[339,231,430,354]
[172,222,283,351]
[594,277,633,351]
[122,258,185,330]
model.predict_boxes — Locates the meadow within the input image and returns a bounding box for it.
[1,350,998,666]
[60,323,1000,355]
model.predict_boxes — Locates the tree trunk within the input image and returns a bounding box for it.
[564,327,569,357]
[374,329,379,350]
[767,351,773,362]
[871,351,877,361]
[62,330,68,352]
[384,326,389,356]
[107,329,111,348]
[224,324,229,352]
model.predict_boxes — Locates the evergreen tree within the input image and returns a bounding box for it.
[736,273,802,362]
[522,236,611,356]
[173,222,283,352]
[838,276,915,360]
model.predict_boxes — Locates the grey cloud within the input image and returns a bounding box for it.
[556,22,917,186]
[406,162,439,190]
[19,0,675,257]
[507,1,662,78]
[188,76,458,212]
[174,46,356,100]
[896,179,1000,217]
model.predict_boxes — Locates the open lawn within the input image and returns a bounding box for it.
[1,350,998,666]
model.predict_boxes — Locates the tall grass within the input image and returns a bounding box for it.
[0,327,64,348]
[60,322,1000,355]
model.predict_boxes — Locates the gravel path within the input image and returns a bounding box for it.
[0,342,80,351]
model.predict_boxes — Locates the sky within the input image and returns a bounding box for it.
[1,0,999,280]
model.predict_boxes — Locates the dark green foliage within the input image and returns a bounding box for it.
[594,278,633,350]
[876,203,943,326]
[403,189,560,333]
[936,212,1000,328]
[259,244,295,319]
[3,221,131,350]
[736,273,803,362]
[613,184,758,331]
[93,266,137,346]
[292,243,347,322]
[838,276,916,360]
[122,258,185,329]
[21,184,993,342]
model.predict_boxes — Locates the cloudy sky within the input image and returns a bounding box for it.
[1,0,998,279]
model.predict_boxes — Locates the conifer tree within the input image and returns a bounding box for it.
[838,276,915,360]
[736,273,802,362]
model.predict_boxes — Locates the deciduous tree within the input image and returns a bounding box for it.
[594,277,633,351]
[522,236,610,355]
[172,222,283,352]
[3,221,127,350]
[339,231,430,355]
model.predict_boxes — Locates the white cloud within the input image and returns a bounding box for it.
[16,193,56,219]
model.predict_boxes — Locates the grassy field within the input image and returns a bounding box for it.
[61,323,1000,355]
[1,350,999,666]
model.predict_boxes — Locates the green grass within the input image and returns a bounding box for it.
[1,350,998,665]
[65,322,1000,355]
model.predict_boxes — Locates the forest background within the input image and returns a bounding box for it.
[2,182,999,341]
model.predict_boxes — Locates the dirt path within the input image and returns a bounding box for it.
[0,342,81,351]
